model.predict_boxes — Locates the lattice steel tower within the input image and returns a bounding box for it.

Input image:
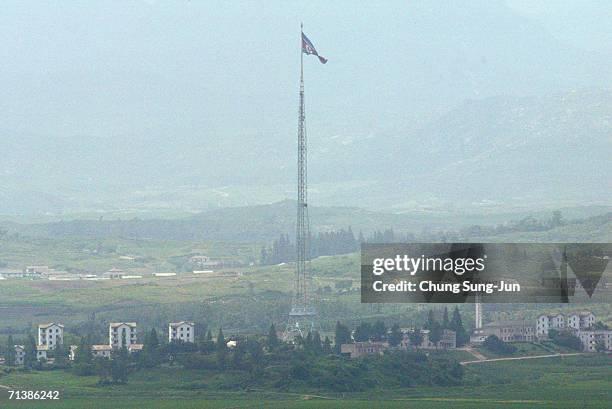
[284,24,317,341]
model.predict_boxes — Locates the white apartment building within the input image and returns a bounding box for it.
[567,312,595,330]
[38,323,64,349]
[168,321,195,343]
[537,311,596,338]
[536,315,550,337]
[109,322,137,349]
[536,313,565,338]
[577,330,612,352]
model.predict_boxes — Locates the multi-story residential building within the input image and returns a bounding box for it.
[38,323,64,349]
[577,330,612,352]
[168,321,195,343]
[14,345,25,365]
[109,322,137,349]
[538,311,596,338]
[536,315,550,338]
[576,312,595,329]
[549,313,565,329]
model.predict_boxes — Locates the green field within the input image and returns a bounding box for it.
[0,354,610,408]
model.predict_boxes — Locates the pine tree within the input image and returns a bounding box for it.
[142,328,161,367]
[408,329,424,348]
[216,328,227,369]
[24,334,37,368]
[5,335,15,366]
[334,321,351,353]
[311,331,322,354]
[267,324,279,351]
[354,323,372,342]
[443,307,450,329]
[111,348,129,384]
[323,336,332,354]
[388,323,403,347]
[425,310,436,330]
[372,320,387,341]
[216,328,225,350]
[450,306,469,347]
[75,336,93,366]
[54,343,68,367]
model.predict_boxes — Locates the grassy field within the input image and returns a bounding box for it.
[0,235,261,273]
[0,354,610,408]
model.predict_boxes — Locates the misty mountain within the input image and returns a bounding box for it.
[1,89,610,214]
[314,89,612,207]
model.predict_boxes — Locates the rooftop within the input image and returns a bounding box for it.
[169,321,195,328]
[91,345,112,351]
[39,322,64,329]
[109,322,137,328]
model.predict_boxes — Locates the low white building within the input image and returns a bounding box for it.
[577,330,612,352]
[168,321,195,343]
[91,344,112,359]
[103,268,126,279]
[14,345,25,365]
[36,345,49,362]
[128,343,144,354]
[109,322,137,349]
[38,323,64,349]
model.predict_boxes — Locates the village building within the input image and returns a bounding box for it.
[109,322,137,349]
[128,343,144,354]
[340,341,388,358]
[36,345,49,362]
[103,268,126,279]
[168,321,195,343]
[24,265,50,275]
[537,311,596,338]
[91,345,112,359]
[402,329,457,349]
[567,311,595,330]
[189,255,221,269]
[14,345,25,365]
[577,330,612,352]
[474,321,536,342]
[536,313,565,337]
[38,323,64,349]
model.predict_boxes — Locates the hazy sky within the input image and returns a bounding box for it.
[1,0,609,142]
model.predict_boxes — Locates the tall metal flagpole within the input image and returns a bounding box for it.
[285,23,316,341]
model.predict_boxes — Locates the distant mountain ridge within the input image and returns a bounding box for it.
[3,200,611,244]
[1,89,610,213]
